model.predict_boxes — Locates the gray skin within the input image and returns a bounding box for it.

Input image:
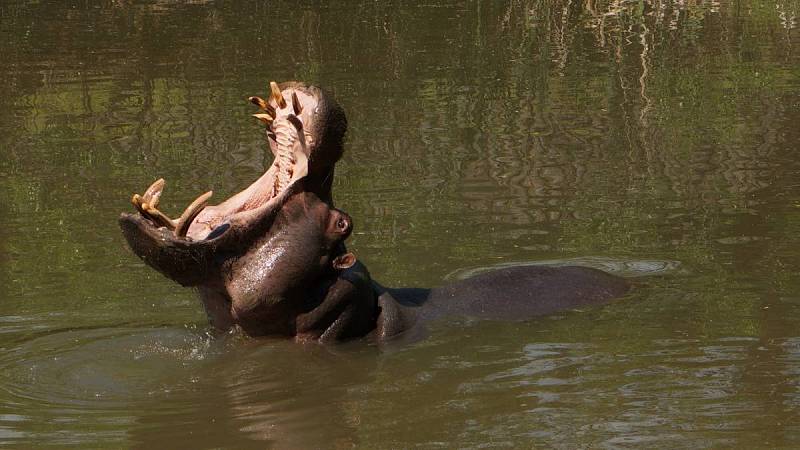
[119,81,630,344]
[309,260,629,344]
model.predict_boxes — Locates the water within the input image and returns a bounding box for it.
[2,0,800,447]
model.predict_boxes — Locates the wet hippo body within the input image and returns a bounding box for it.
[119,80,630,344]
[120,81,355,336]
[304,260,629,344]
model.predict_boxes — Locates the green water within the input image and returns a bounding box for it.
[2,1,800,447]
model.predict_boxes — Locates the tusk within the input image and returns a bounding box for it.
[250,97,277,118]
[249,96,267,109]
[133,192,175,229]
[143,204,177,230]
[270,81,287,108]
[142,178,165,208]
[252,113,274,125]
[131,193,146,214]
[292,91,302,115]
[174,191,213,238]
[130,181,177,230]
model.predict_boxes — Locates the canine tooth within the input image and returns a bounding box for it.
[175,191,213,238]
[249,96,268,109]
[142,178,165,208]
[250,96,277,118]
[132,194,153,218]
[292,91,302,115]
[147,190,162,209]
[270,81,287,108]
[252,113,274,124]
[144,204,177,230]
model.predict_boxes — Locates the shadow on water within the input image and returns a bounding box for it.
[1,0,800,447]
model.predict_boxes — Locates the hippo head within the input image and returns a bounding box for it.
[119,81,356,335]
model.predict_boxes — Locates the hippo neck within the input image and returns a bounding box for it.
[295,262,431,343]
[294,262,380,342]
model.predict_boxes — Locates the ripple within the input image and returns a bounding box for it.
[445,256,682,281]
[0,327,220,413]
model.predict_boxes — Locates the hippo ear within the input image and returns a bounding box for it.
[332,252,357,270]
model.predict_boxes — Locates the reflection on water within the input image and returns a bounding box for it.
[1,0,800,447]
[447,256,682,281]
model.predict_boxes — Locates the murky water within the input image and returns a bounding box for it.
[2,0,800,447]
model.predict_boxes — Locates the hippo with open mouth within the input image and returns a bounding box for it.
[120,81,629,343]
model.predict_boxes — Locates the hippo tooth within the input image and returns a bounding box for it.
[147,188,162,209]
[292,91,302,115]
[270,81,287,108]
[252,113,273,124]
[249,96,268,110]
[264,103,276,118]
[131,193,143,209]
[142,178,165,208]
[250,98,276,118]
[143,203,177,230]
[175,191,213,238]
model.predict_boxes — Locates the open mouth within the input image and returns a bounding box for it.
[128,81,316,241]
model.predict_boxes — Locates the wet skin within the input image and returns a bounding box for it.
[120,81,630,343]
[120,81,353,336]
[321,261,629,344]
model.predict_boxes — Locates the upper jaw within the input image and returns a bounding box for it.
[127,81,321,243]
[119,81,338,285]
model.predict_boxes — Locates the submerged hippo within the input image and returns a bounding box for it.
[120,81,629,343]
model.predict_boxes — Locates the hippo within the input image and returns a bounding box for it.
[120,81,630,343]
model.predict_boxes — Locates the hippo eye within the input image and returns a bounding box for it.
[336,217,348,232]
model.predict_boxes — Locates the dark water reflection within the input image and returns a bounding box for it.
[2,0,800,447]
